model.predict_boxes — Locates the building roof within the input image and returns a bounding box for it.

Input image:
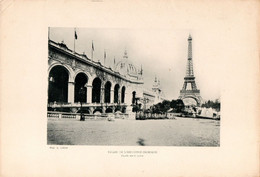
[49,40,144,84]
[115,50,142,80]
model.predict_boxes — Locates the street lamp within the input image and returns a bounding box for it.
[143,98,149,119]
[135,97,140,120]
[79,87,85,121]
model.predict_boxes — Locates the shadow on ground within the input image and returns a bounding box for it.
[137,138,145,146]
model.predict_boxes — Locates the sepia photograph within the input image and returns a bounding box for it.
[47,28,221,146]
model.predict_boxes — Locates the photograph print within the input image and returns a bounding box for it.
[47,28,221,146]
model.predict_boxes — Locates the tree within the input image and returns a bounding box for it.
[161,100,171,115]
[151,99,185,115]
[201,99,221,111]
[151,102,162,114]
[170,100,177,109]
[132,103,141,112]
[175,99,185,113]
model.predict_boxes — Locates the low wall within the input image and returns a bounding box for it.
[47,111,130,120]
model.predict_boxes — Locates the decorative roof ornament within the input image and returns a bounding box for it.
[82,51,87,58]
[123,49,128,59]
[59,40,68,49]
[188,34,192,41]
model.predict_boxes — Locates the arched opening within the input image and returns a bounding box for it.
[121,86,125,103]
[183,97,198,106]
[52,107,71,112]
[104,81,111,103]
[48,65,69,103]
[92,77,102,103]
[132,91,136,104]
[114,84,120,103]
[74,73,88,103]
[77,108,90,114]
[93,108,103,114]
[122,107,126,113]
[105,108,113,113]
[115,107,121,113]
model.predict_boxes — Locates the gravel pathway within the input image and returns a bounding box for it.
[47,117,220,146]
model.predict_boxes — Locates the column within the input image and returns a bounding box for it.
[123,92,127,104]
[126,91,132,105]
[125,91,132,112]
[100,86,104,103]
[86,85,92,103]
[110,89,114,104]
[118,92,121,104]
[68,82,75,103]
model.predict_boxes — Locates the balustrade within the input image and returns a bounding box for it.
[47,111,129,120]
[180,90,200,94]
[48,102,127,108]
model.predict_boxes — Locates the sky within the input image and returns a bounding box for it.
[49,28,221,101]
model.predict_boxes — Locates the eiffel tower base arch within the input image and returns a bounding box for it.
[179,92,203,106]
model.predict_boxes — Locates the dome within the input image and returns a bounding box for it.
[115,50,139,78]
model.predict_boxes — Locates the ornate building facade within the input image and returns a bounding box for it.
[48,39,162,116]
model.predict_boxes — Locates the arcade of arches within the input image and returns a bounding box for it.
[48,65,131,105]
[48,65,139,114]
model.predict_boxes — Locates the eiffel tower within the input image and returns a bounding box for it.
[179,35,203,105]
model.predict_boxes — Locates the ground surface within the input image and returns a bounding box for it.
[47,117,220,146]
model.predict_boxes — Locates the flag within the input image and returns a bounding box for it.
[74,30,77,40]
[104,50,106,65]
[73,28,77,53]
[91,40,94,60]
[92,41,94,51]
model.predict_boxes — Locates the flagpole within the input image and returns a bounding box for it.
[114,56,116,69]
[91,40,94,60]
[74,28,76,53]
[104,50,106,65]
[48,27,50,40]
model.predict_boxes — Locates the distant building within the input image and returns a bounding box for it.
[143,76,165,109]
